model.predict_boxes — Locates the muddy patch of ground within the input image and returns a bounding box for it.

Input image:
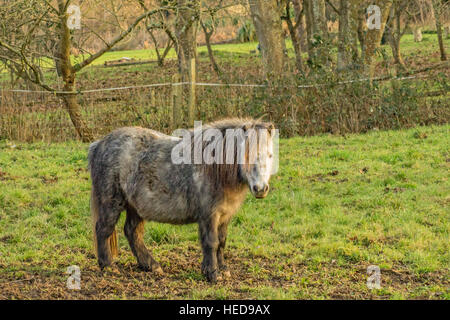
[0,248,447,299]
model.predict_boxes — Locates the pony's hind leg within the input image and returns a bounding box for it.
[124,206,162,274]
[95,205,122,269]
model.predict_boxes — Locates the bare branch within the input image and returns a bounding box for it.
[72,6,175,72]
[325,0,340,15]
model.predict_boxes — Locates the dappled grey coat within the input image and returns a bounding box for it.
[88,118,274,282]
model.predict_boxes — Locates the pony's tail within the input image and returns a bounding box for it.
[88,141,119,258]
[91,186,118,258]
[87,140,99,172]
[89,140,118,259]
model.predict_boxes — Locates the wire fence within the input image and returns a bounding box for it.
[0,71,448,142]
[0,73,431,94]
[0,83,270,141]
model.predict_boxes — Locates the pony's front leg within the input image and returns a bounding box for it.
[217,220,230,271]
[198,214,220,283]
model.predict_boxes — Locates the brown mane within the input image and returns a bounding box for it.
[190,118,275,189]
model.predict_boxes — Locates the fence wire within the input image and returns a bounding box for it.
[0,73,448,142]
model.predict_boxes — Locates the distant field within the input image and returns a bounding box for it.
[72,34,447,67]
[0,125,448,299]
[1,33,447,78]
[5,33,443,89]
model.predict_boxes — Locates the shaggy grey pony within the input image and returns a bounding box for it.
[88,118,275,282]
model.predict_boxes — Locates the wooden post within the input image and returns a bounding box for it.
[150,89,156,108]
[171,73,182,129]
[188,58,196,125]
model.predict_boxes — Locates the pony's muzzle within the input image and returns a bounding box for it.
[252,184,269,198]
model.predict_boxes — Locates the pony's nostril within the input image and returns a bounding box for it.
[263,185,269,193]
[253,185,258,193]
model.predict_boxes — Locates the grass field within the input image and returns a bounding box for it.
[44,33,450,97]
[73,34,447,67]
[2,33,447,80]
[0,125,448,299]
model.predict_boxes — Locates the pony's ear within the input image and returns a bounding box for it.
[267,123,275,136]
[243,123,252,131]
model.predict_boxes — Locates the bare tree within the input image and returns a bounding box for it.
[337,0,354,70]
[200,0,231,77]
[249,0,288,79]
[149,30,174,66]
[292,0,309,51]
[175,0,200,81]
[363,0,393,78]
[432,0,447,61]
[200,16,221,76]
[385,0,411,70]
[0,0,170,141]
[355,4,367,61]
[138,0,175,66]
[281,0,305,73]
[304,0,329,66]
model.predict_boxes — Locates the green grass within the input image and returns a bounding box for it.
[4,33,444,90]
[2,33,446,76]
[72,33,450,67]
[0,125,448,299]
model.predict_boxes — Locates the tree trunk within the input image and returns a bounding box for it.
[304,0,329,66]
[337,0,353,71]
[364,0,393,78]
[413,26,423,42]
[249,0,287,79]
[386,3,406,70]
[292,0,308,50]
[201,23,221,76]
[432,0,447,61]
[148,29,162,65]
[287,19,304,72]
[356,10,366,61]
[303,0,313,59]
[159,39,173,66]
[175,0,199,81]
[285,1,304,72]
[57,0,93,142]
[348,0,361,63]
[390,38,404,67]
[313,0,328,37]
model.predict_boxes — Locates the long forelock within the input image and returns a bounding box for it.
[190,118,274,189]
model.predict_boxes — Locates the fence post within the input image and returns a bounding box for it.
[150,89,156,109]
[188,58,196,125]
[171,73,182,129]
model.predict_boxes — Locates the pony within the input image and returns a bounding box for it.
[88,118,276,282]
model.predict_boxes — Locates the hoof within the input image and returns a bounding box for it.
[98,261,113,271]
[153,265,164,275]
[99,264,116,274]
[138,262,163,275]
[204,269,219,283]
[218,263,228,271]
[223,270,231,279]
